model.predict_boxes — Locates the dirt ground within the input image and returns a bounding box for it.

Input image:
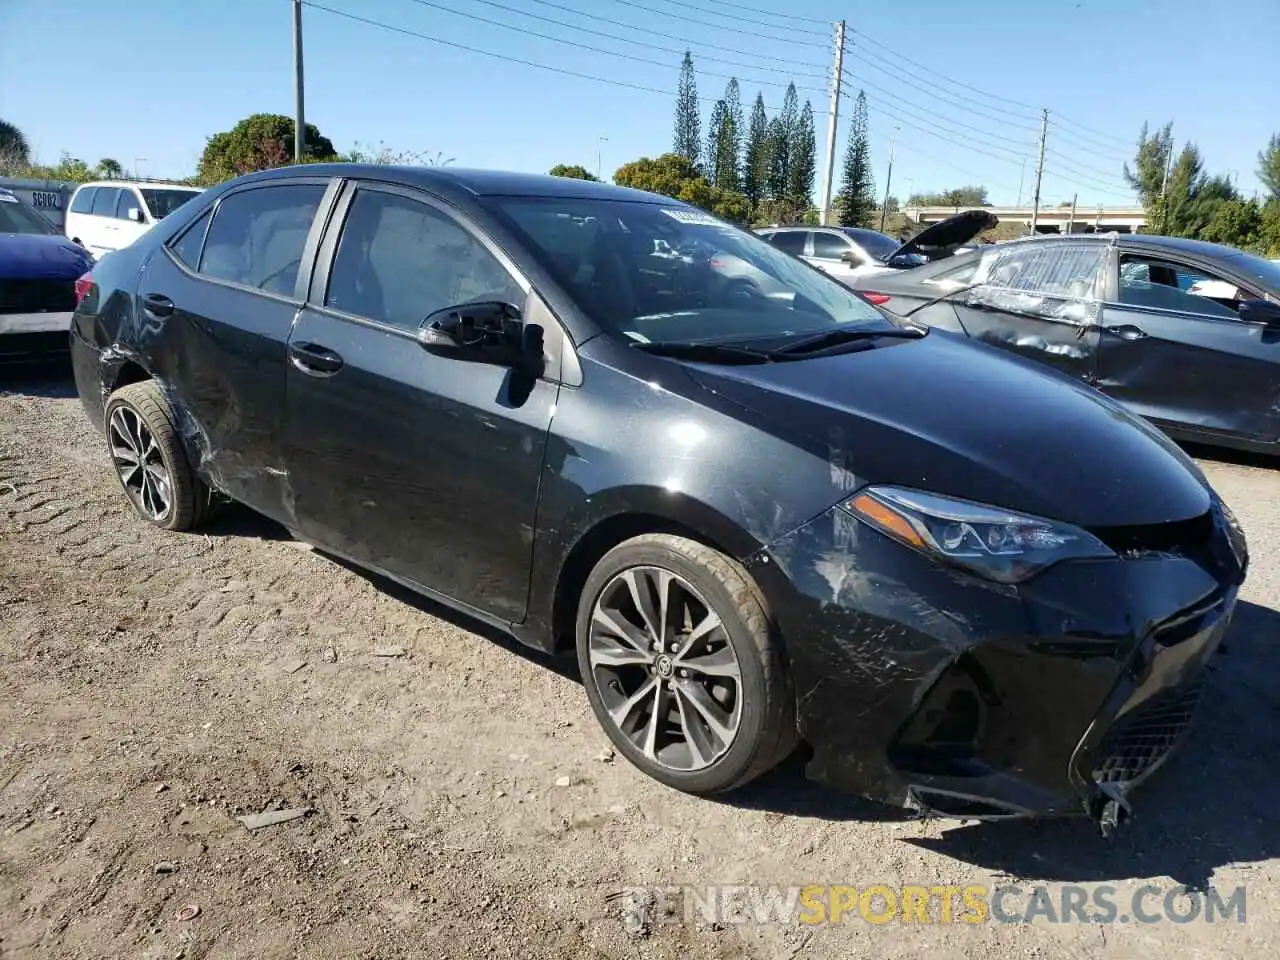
[2,369,1279,960]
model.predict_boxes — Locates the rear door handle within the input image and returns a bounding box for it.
[289,342,344,376]
[1109,324,1149,341]
[142,293,174,318]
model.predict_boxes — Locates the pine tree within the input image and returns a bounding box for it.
[837,90,876,227]
[789,100,817,212]
[706,99,729,188]
[673,51,701,170]
[767,83,799,202]
[723,79,743,193]
[742,93,771,209]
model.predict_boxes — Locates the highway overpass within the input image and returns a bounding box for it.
[904,204,1147,234]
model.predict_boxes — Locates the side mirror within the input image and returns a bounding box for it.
[839,249,860,264]
[1239,298,1280,328]
[418,300,545,376]
[126,207,144,223]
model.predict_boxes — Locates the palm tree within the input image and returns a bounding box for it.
[97,158,123,179]
[0,119,31,174]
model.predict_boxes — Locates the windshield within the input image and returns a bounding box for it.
[0,193,57,235]
[1224,252,1280,293]
[842,228,900,261]
[141,188,201,220]
[481,197,894,346]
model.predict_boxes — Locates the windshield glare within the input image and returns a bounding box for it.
[0,194,57,235]
[141,188,201,220]
[483,198,894,346]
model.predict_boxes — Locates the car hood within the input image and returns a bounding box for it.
[892,209,999,262]
[684,330,1212,529]
[0,233,94,280]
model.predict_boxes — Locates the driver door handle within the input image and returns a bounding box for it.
[1109,324,1149,341]
[142,293,174,318]
[289,342,344,376]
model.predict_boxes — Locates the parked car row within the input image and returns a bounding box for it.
[66,164,1248,835]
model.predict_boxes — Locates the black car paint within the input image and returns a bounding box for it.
[70,165,1247,825]
[856,235,1280,453]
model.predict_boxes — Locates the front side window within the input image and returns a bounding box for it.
[325,189,523,329]
[812,231,853,261]
[1117,255,1244,318]
[198,184,325,295]
[481,198,893,346]
[114,189,142,220]
[767,230,807,256]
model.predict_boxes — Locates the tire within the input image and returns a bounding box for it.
[576,533,797,795]
[103,380,212,531]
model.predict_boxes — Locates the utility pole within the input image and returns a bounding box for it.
[1016,157,1026,206]
[1029,108,1048,235]
[1064,192,1077,235]
[597,137,608,180]
[878,125,898,232]
[818,20,846,226]
[293,0,306,164]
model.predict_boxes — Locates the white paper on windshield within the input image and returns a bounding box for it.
[660,208,724,227]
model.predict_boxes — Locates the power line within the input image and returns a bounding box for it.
[632,0,831,38]
[302,1,782,110]
[519,0,829,71]
[892,140,1020,196]
[605,0,830,49]
[1044,146,1130,188]
[397,0,822,79]
[394,0,828,94]
[686,0,830,25]
[1051,111,1136,151]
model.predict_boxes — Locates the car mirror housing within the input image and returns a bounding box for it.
[417,301,544,376]
[1239,298,1280,328]
[126,207,144,223]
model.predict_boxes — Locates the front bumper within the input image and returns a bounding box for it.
[0,312,73,363]
[746,500,1246,827]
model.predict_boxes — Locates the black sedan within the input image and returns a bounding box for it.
[850,233,1280,455]
[69,165,1248,832]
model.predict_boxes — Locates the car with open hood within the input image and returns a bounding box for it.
[69,166,1247,833]
[757,209,998,285]
[847,232,1280,455]
[0,187,96,363]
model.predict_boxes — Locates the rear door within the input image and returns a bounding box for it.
[810,229,866,282]
[1096,251,1280,443]
[952,240,1108,383]
[135,177,337,519]
[281,181,560,622]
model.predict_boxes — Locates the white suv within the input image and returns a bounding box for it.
[65,181,203,257]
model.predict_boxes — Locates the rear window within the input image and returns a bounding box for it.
[69,187,97,214]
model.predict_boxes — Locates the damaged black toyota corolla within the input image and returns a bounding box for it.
[69,165,1249,833]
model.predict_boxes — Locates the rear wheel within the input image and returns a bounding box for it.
[104,381,212,531]
[575,534,797,794]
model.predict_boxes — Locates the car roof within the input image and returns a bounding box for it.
[74,180,202,191]
[230,164,674,205]
[999,231,1251,261]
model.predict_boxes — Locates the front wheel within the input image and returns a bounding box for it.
[575,534,797,794]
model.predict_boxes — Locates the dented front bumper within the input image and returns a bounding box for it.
[745,500,1246,827]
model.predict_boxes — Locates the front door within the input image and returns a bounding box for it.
[282,182,558,623]
[1096,252,1280,443]
[953,239,1109,383]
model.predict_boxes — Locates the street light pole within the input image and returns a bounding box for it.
[597,137,608,180]
[878,125,899,232]
[293,0,306,163]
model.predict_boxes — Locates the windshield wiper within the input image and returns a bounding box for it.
[629,340,777,364]
[768,326,923,357]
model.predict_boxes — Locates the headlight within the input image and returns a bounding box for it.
[843,485,1115,584]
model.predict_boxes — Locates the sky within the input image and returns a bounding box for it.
[2,0,1277,208]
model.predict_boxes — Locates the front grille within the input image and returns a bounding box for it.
[1088,510,1214,558]
[1091,679,1203,785]
[0,278,77,315]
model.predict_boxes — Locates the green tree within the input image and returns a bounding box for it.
[612,153,750,222]
[548,163,600,181]
[1201,198,1262,248]
[723,79,743,192]
[1124,122,1175,232]
[907,185,989,207]
[706,100,729,188]
[742,93,770,210]
[767,83,798,203]
[673,51,701,170]
[706,79,742,192]
[1257,133,1280,202]
[96,158,123,179]
[788,100,816,211]
[1260,200,1280,256]
[837,91,875,227]
[198,113,337,183]
[0,119,31,174]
